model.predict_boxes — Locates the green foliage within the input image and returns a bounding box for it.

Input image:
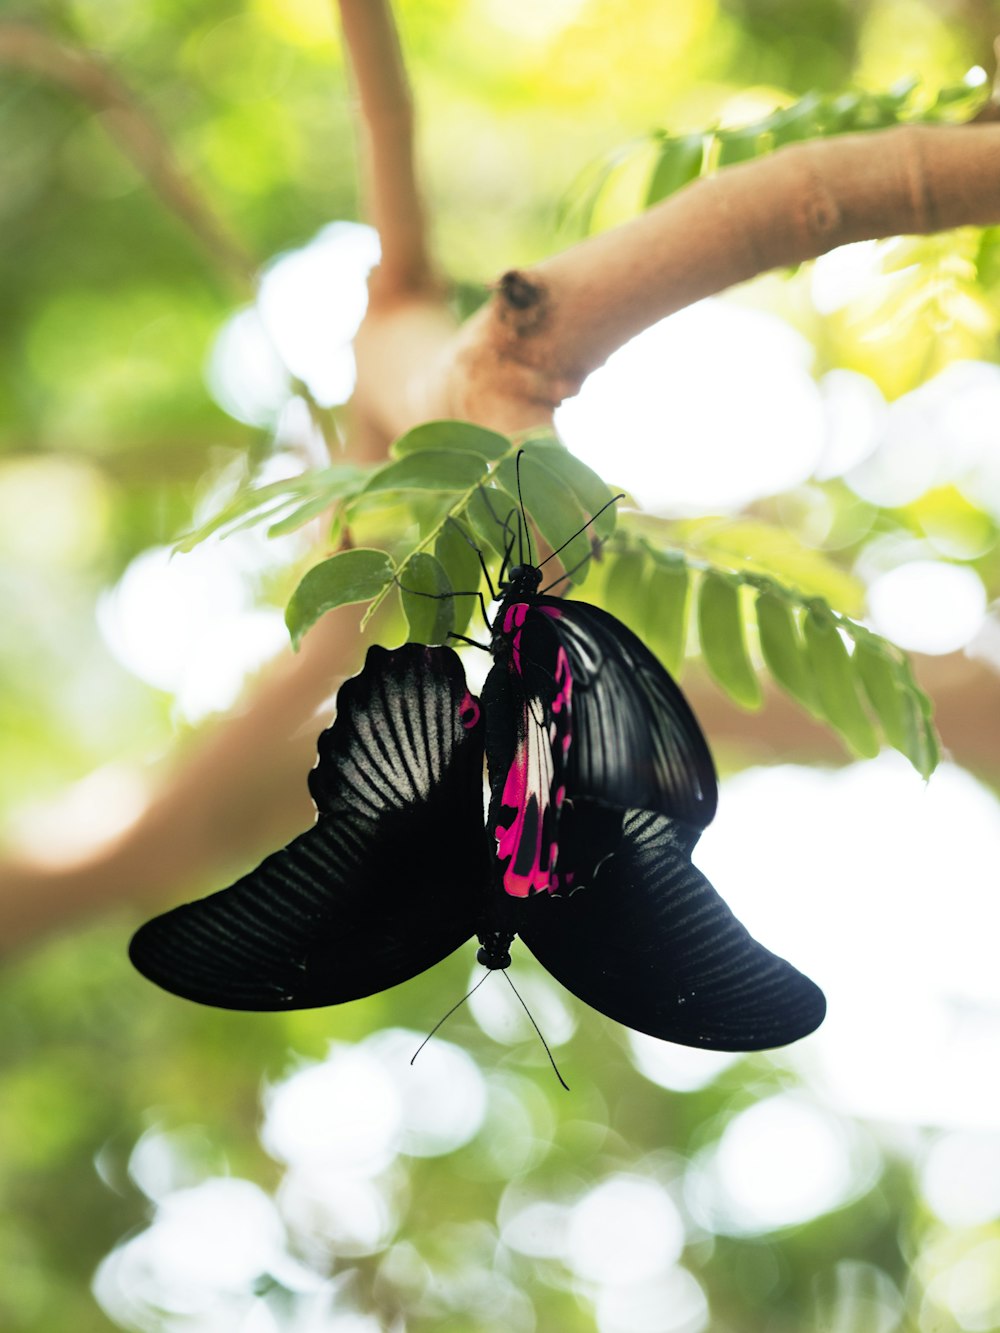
[201,421,941,775]
[803,605,880,759]
[1,7,995,1331]
[561,72,990,234]
[399,551,455,644]
[697,571,764,711]
[591,525,939,775]
[433,518,483,636]
[271,425,618,639]
[285,547,396,648]
[176,464,366,549]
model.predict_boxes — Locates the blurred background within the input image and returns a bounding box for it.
[4,0,1000,1329]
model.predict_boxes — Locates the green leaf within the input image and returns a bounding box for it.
[767,93,825,147]
[645,133,704,206]
[434,519,483,637]
[604,550,649,635]
[697,572,762,710]
[891,653,940,779]
[802,609,879,757]
[674,516,864,613]
[176,464,364,551]
[495,454,590,584]
[528,437,618,538]
[392,420,510,462]
[755,591,817,713]
[361,450,489,495]
[399,552,454,645]
[265,491,342,538]
[465,485,520,559]
[285,548,395,649]
[853,639,913,757]
[715,126,765,166]
[646,554,690,678]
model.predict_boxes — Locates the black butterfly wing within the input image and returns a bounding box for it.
[516,596,718,830]
[129,644,490,1011]
[518,805,826,1050]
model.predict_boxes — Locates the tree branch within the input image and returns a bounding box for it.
[0,606,376,954]
[0,23,257,292]
[337,0,437,301]
[334,0,457,450]
[434,123,1000,431]
[6,8,1000,957]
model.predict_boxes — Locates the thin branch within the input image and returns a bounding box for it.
[0,22,257,292]
[337,0,438,301]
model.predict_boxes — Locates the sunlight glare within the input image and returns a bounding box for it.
[920,1131,1000,1228]
[555,299,824,513]
[501,1199,570,1258]
[362,1028,487,1157]
[98,540,289,723]
[566,1175,685,1285]
[207,222,379,424]
[594,1267,709,1333]
[205,305,290,427]
[626,1032,739,1093]
[815,369,886,480]
[811,240,883,314]
[686,1094,871,1234]
[848,360,1000,509]
[278,1168,397,1257]
[696,757,1000,1128]
[93,1178,286,1323]
[866,559,986,653]
[262,1046,402,1175]
[257,222,380,406]
[468,964,578,1047]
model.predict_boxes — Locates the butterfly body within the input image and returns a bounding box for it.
[131,572,826,1051]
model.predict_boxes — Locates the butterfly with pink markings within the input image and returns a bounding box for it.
[130,491,825,1056]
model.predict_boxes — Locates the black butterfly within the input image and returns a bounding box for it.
[130,508,825,1056]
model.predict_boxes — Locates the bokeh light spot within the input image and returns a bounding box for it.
[627,1032,740,1093]
[594,1267,709,1333]
[686,1094,872,1234]
[262,1046,402,1175]
[556,299,824,513]
[567,1175,685,1285]
[921,1131,1000,1227]
[866,559,986,654]
[361,1028,487,1157]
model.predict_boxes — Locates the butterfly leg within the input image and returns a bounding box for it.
[446,515,498,602]
[448,632,491,651]
[397,578,495,637]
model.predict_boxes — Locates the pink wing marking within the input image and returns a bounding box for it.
[494,603,574,897]
[458,690,481,730]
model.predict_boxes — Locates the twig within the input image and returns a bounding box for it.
[0,22,257,291]
[337,0,438,301]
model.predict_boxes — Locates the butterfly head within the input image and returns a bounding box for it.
[503,563,543,597]
[477,931,513,971]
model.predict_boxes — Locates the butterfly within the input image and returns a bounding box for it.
[130,494,826,1056]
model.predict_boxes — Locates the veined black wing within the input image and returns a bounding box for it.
[518,806,825,1050]
[129,644,490,1010]
[519,597,718,830]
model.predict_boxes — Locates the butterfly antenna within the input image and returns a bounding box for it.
[537,493,625,570]
[515,450,533,567]
[501,969,570,1091]
[410,970,492,1067]
[540,548,596,595]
